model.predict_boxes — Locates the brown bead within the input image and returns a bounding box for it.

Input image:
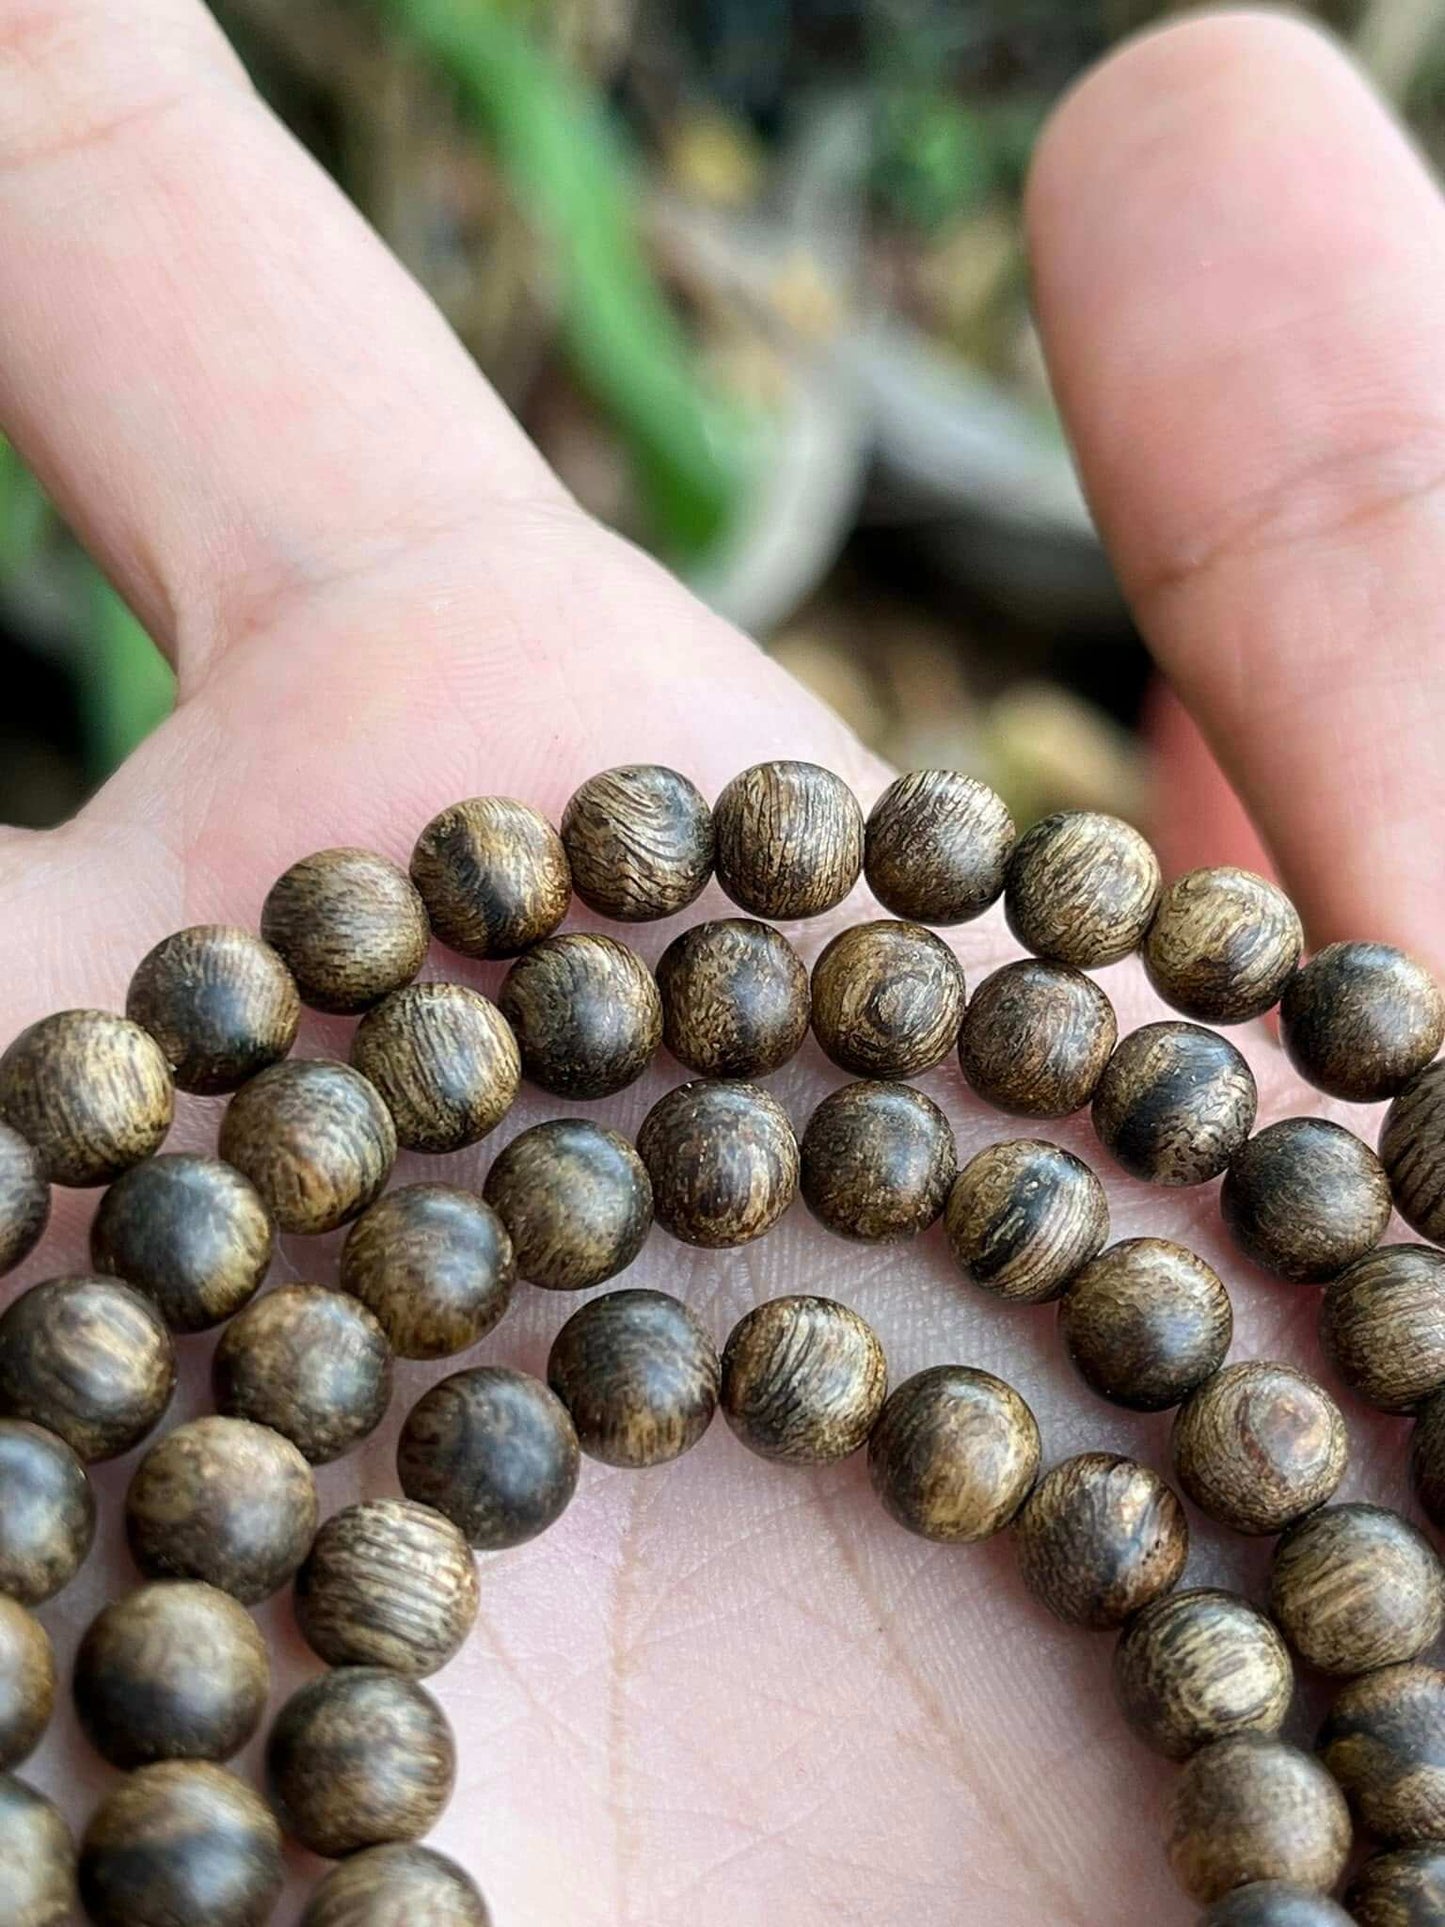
[1166,1735,1351,1905]
[655,917,810,1079]
[261,847,431,1014]
[867,1365,1038,1542]
[350,982,520,1153]
[1113,1588,1293,1762]
[1013,1451,1187,1630]
[397,1367,579,1550]
[484,1119,652,1290]
[1321,1245,1445,1416]
[863,769,1015,925]
[1270,1504,1444,1677]
[560,764,713,921]
[0,1418,95,1605]
[1201,1888,1354,1927]
[945,1138,1109,1305]
[80,1761,283,1927]
[1411,1385,1445,1530]
[294,1499,478,1677]
[713,760,863,920]
[800,1081,956,1242]
[1349,1845,1445,1925]
[1093,1021,1257,1185]
[212,1285,392,1464]
[301,1843,491,1927]
[498,934,661,1100]
[721,1296,887,1465]
[0,1122,48,1277]
[267,1668,455,1860]
[958,959,1117,1117]
[1282,942,1445,1103]
[811,919,965,1078]
[1059,1238,1232,1412]
[1144,868,1303,1025]
[410,796,571,959]
[0,1598,54,1772]
[1381,1060,1445,1244]
[73,1582,268,1769]
[126,1415,318,1605]
[1319,1662,1445,1846]
[340,1183,515,1360]
[0,1276,174,1462]
[90,1154,274,1334]
[0,1010,173,1187]
[0,1774,75,1927]
[637,1079,797,1249]
[1223,1118,1392,1286]
[547,1288,720,1468]
[1005,810,1161,968]
[219,1058,396,1234]
[126,925,300,1095]
[1173,1362,1348,1536]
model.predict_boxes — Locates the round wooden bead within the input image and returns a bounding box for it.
[863,769,1014,924]
[0,1276,175,1461]
[79,1761,283,1927]
[261,847,430,1014]
[655,917,810,1079]
[1349,1845,1445,1925]
[811,920,965,1078]
[212,1285,392,1464]
[1321,1245,1445,1415]
[1144,867,1303,1025]
[1223,1118,1392,1285]
[1093,1021,1257,1185]
[1005,810,1161,968]
[1173,1363,1348,1536]
[301,1843,491,1927]
[945,1139,1109,1304]
[546,1288,720,1468]
[800,1081,956,1242]
[219,1058,396,1234]
[561,764,713,921]
[1269,1504,1444,1677]
[90,1154,274,1334]
[267,1668,455,1860]
[126,926,300,1095]
[340,1183,514,1359]
[1113,1588,1293,1762]
[1013,1452,1187,1630]
[1059,1238,1232,1412]
[1380,1060,1445,1243]
[294,1499,478,1677]
[0,1598,54,1772]
[867,1365,1039,1542]
[1411,1385,1445,1530]
[498,934,661,1099]
[73,1582,268,1769]
[713,760,863,920]
[958,959,1117,1117]
[350,982,520,1152]
[1282,942,1445,1103]
[0,1122,48,1277]
[1199,1884,1355,1926]
[0,1418,95,1605]
[1319,1663,1445,1846]
[410,796,571,959]
[0,1774,75,1927]
[126,1415,318,1604]
[721,1296,887,1465]
[637,1080,797,1248]
[1167,1735,1351,1905]
[0,1010,173,1187]
[397,1367,579,1550]
[483,1119,652,1290]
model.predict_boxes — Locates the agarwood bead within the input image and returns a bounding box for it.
[301,1843,491,1927]
[655,917,810,1079]
[0,1774,75,1927]
[0,1010,173,1187]
[212,1284,392,1464]
[126,1415,318,1604]
[810,919,965,1078]
[340,1182,514,1359]
[1319,1662,1445,1845]
[1113,1589,1293,1762]
[1173,1363,1348,1536]
[958,959,1116,1117]
[350,982,520,1152]
[0,1598,54,1772]
[637,1080,797,1248]
[1269,1504,1444,1676]
[1348,1845,1445,1925]
[1201,1885,1354,1926]
[73,1581,268,1769]
[945,1139,1109,1305]
[1411,1385,1445,1530]
[1322,1245,1445,1416]
[498,933,661,1099]
[1166,1735,1351,1905]
[0,1276,175,1461]
[126,925,300,1094]
[1381,1060,1445,1244]
[1282,942,1445,1103]
[267,1668,455,1860]
[1005,810,1161,968]
[1093,1021,1257,1185]
[294,1498,478,1676]
[484,1119,652,1290]
[863,769,1015,924]
[0,1418,95,1604]
[867,1365,1039,1541]
[90,1153,274,1333]
[547,1288,720,1468]
[0,1122,48,1277]
[561,763,713,921]
[397,1367,580,1549]
[410,796,571,959]
[1144,868,1303,1025]
[713,760,863,920]
[1059,1238,1232,1412]
[1013,1452,1187,1630]
[800,1081,956,1242]
[79,1761,283,1927]
[721,1296,888,1465]
[1223,1118,1392,1285]
[219,1058,396,1234]
[261,847,430,1014]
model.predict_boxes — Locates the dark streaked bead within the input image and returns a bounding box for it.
[637,1080,797,1249]
[340,1183,514,1360]
[1201,1888,1353,1927]
[0,1774,75,1927]
[721,1295,887,1465]
[90,1154,274,1334]
[498,933,661,1100]
[409,796,571,959]
[219,1058,395,1234]
[560,764,713,922]
[1381,1060,1445,1244]
[126,925,299,1095]
[1348,1845,1445,1925]
[1320,1663,1445,1846]
[1411,1385,1445,1530]
[1282,942,1444,1103]
[713,760,863,920]
[1270,1504,1444,1677]
[1144,868,1302,1025]
[0,1010,173,1187]
[1322,1245,1445,1415]
[294,1499,478,1677]
[484,1119,652,1290]
[1173,1362,1348,1536]
[0,1123,48,1277]
[0,1419,95,1605]
[79,1762,283,1927]
[0,1597,53,1772]
[547,1288,720,1468]
[867,1365,1038,1542]
[0,1276,174,1462]
[261,847,430,1014]
[300,1844,491,1927]
[1166,1736,1351,1905]
[958,959,1116,1118]
[1223,1118,1391,1285]
[397,1367,579,1550]
[655,917,810,1080]
[1013,1452,1187,1631]
[1059,1238,1232,1411]
[212,1285,392,1464]
[945,1139,1108,1305]
[811,919,965,1079]
[1005,810,1161,968]
[863,770,1015,925]
[1113,1588,1292,1762]
[1092,1021,1257,1186]
[800,1081,956,1242]
[350,982,519,1153]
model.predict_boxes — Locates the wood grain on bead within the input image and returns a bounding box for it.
[1201,1885,1355,1926]
[1059,1237,1232,1411]
[483,1119,652,1290]
[1320,1662,1445,1846]
[0,1122,48,1277]
[498,933,661,1099]
[1167,1735,1351,1905]
[351,982,520,1152]
[1144,868,1303,1025]
[867,1365,1038,1542]
[655,917,810,1079]
[79,1761,283,1927]
[0,1774,75,1927]
[713,760,863,920]
[0,1418,95,1605]
[1004,810,1161,968]
[546,1288,720,1468]
[1349,1845,1445,1925]
[301,1843,491,1927]
[261,847,430,1014]
[1411,1384,1445,1531]
[637,1079,797,1248]
[800,1081,956,1242]
[1322,1245,1445,1416]
[1381,1060,1445,1244]
[410,796,571,959]
[397,1367,580,1549]
[340,1183,514,1359]
[90,1154,274,1334]
[945,1138,1109,1304]
[126,925,300,1094]
[295,1499,478,1676]
[863,769,1015,924]
[1113,1588,1293,1762]
[1223,1118,1392,1285]
[0,1276,174,1461]
[1270,1504,1444,1677]
[1173,1363,1348,1536]
[1093,1021,1257,1185]
[219,1058,395,1234]
[1013,1452,1187,1630]
[213,1285,392,1464]
[811,919,966,1078]
[721,1296,887,1465]
[0,1598,53,1772]
[1282,943,1445,1103]
[561,764,713,921]
[958,959,1117,1118]
[0,1010,173,1187]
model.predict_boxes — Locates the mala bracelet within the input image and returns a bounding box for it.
[0,764,1443,1925]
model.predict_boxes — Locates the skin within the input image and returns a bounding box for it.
[1,7,1442,1923]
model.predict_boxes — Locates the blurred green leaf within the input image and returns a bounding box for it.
[80,580,176,778]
